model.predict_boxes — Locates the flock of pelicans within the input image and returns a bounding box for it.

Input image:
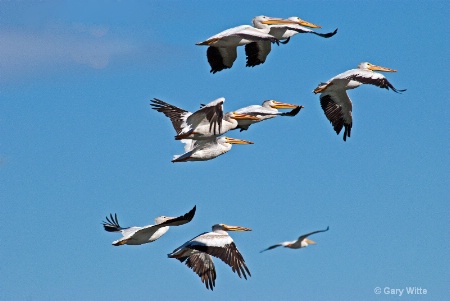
[103,14,406,290]
[148,15,405,162]
[103,205,329,290]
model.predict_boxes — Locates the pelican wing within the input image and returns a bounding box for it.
[260,243,283,253]
[179,139,197,152]
[235,105,278,117]
[172,138,219,162]
[280,106,303,117]
[177,139,210,156]
[298,226,330,241]
[320,91,353,141]
[102,213,128,232]
[245,41,272,67]
[187,98,224,135]
[234,105,276,131]
[129,206,196,240]
[157,205,197,227]
[190,242,251,279]
[150,98,190,135]
[122,225,161,243]
[311,28,338,38]
[234,30,278,44]
[287,26,338,38]
[199,25,251,43]
[185,252,217,290]
[198,25,277,44]
[345,72,406,93]
[206,46,237,74]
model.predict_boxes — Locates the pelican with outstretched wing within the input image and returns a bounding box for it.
[150,97,259,140]
[314,62,406,141]
[168,223,251,290]
[261,226,329,252]
[172,137,253,162]
[234,100,303,131]
[196,16,301,73]
[150,98,260,140]
[102,206,196,246]
[245,16,337,67]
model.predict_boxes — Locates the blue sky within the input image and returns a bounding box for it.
[1,1,449,300]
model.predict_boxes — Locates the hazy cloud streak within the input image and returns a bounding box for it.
[0,23,137,80]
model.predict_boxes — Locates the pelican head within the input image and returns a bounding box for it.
[288,16,321,28]
[358,62,397,72]
[154,216,175,225]
[228,112,261,121]
[263,100,298,109]
[253,15,303,27]
[213,224,252,232]
[222,137,254,145]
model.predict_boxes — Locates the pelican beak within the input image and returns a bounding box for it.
[269,100,299,109]
[368,64,397,72]
[231,112,261,121]
[294,18,321,28]
[261,17,302,25]
[224,137,254,145]
[223,224,252,231]
[305,239,316,245]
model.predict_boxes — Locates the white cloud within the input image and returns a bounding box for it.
[0,23,137,79]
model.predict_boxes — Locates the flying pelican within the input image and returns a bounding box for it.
[313,62,406,141]
[102,205,196,246]
[168,223,251,290]
[172,136,253,162]
[150,98,260,140]
[196,16,301,73]
[234,100,304,131]
[260,226,329,252]
[246,16,338,67]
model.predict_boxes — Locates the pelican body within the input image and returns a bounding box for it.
[234,100,303,131]
[260,226,329,252]
[314,62,406,141]
[168,223,251,290]
[197,16,301,73]
[172,136,253,162]
[102,206,196,246]
[245,16,337,67]
[150,98,260,140]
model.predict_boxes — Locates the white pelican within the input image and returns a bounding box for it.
[246,16,337,67]
[102,205,196,246]
[313,62,406,141]
[196,16,301,73]
[172,136,253,162]
[234,100,304,131]
[150,98,260,140]
[260,226,329,252]
[168,223,251,290]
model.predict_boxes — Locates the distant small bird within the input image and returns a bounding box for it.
[314,62,406,141]
[172,136,253,162]
[260,226,329,252]
[234,100,303,131]
[168,223,251,290]
[246,16,337,67]
[150,97,260,140]
[102,206,196,246]
[196,16,300,73]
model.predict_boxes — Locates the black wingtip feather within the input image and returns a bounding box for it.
[102,213,122,232]
[280,37,290,44]
[313,28,338,38]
